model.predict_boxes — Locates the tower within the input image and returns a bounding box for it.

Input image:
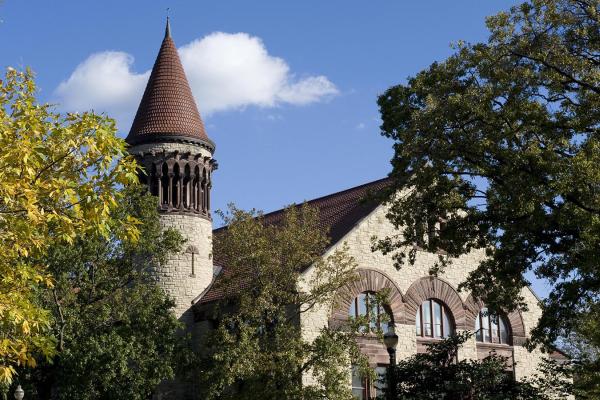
[126,19,216,329]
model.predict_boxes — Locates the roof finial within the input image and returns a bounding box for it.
[165,9,171,38]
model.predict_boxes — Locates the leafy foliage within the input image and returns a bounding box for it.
[374,0,600,345]
[0,68,139,386]
[561,301,600,398]
[197,205,370,400]
[383,332,571,400]
[16,187,186,400]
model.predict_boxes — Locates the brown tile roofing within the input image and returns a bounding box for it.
[126,19,212,147]
[194,177,393,306]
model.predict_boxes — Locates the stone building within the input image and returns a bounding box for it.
[127,21,557,399]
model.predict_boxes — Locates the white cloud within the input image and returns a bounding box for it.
[54,32,338,129]
[355,122,366,130]
[54,52,149,123]
[277,76,338,105]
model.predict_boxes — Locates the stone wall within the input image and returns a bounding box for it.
[130,142,216,330]
[131,142,216,400]
[300,204,547,383]
[157,213,215,328]
[152,253,215,400]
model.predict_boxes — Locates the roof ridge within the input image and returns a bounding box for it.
[201,176,393,305]
[214,176,391,232]
[279,175,387,206]
[249,176,390,218]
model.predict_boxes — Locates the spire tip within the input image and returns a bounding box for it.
[165,11,171,38]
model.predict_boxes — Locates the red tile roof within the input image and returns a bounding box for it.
[194,177,393,306]
[126,19,213,148]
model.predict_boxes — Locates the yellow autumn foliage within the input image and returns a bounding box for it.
[0,68,140,385]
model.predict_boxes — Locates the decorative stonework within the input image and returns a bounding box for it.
[403,276,467,329]
[330,268,404,327]
[130,142,214,158]
[464,294,527,346]
[134,150,216,218]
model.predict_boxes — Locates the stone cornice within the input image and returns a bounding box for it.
[126,133,216,153]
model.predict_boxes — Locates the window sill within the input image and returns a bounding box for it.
[416,337,448,343]
[476,342,513,349]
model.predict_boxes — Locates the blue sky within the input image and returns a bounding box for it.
[1,0,550,298]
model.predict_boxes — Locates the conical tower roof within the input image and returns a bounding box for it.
[126,19,213,149]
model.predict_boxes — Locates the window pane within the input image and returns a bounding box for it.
[379,304,386,325]
[358,294,368,333]
[481,309,490,342]
[351,292,393,333]
[491,315,499,343]
[351,366,365,399]
[370,320,377,332]
[367,293,377,331]
[425,323,432,337]
[423,300,432,337]
[352,369,362,387]
[416,308,422,336]
[443,307,453,337]
[349,298,356,319]
[475,314,483,341]
[483,328,490,342]
[434,301,442,338]
[374,366,387,395]
[499,317,509,344]
[358,294,367,316]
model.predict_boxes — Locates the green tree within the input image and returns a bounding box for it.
[0,68,139,387]
[561,303,600,399]
[384,332,570,400]
[374,0,600,345]
[15,187,186,400]
[197,205,371,400]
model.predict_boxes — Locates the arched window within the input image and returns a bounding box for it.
[183,164,191,209]
[201,169,208,214]
[475,308,511,344]
[416,299,454,339]
[348,292,390,333]
[193,166,200,211]
[149,163,158,197]
[160,163,169,207]
[172,163,180,209]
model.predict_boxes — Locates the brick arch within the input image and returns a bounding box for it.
[330,268,404,327]
[464,294,527,345]
[404,276,467,329]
